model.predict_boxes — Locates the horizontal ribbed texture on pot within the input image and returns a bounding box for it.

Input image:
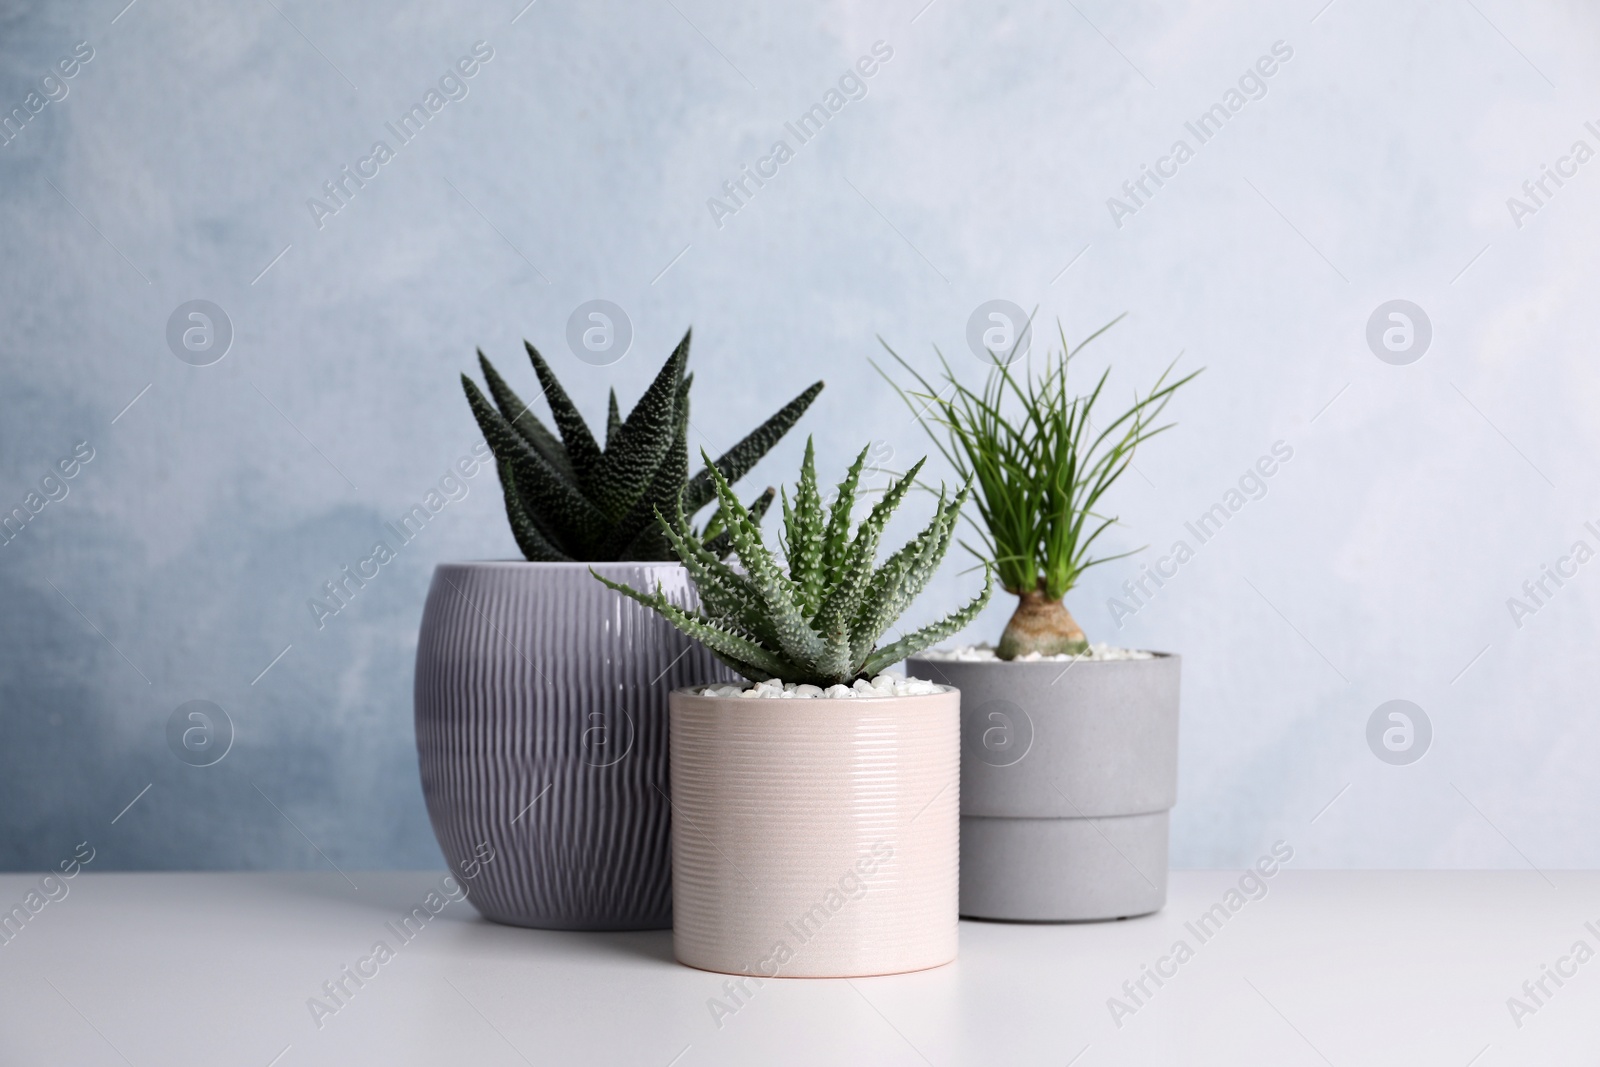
[669,689,959,978]
[415,562,734,930]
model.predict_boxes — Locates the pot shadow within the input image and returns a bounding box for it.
[959,910,1161,925]
[250,871,681,964]
[481,926,678,967]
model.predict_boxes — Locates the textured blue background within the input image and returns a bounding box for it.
[3,0,1598,872]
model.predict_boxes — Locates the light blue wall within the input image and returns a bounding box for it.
[4,0,1598,872]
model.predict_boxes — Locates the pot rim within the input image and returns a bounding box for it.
[907,649,1179,663]
[668,684,956,701]
[432,559,690,569]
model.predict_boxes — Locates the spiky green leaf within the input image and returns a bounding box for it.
[819,446,868,589]
[523,341,605,497]
[703,487,774,560]
[605,388,622,448]
[464,331,816,563]
[596,442,975,686]
[657,498,776,647]
[781,438,827,616]
[860,566,994,677]
[478,351,575,483]
[811,456,925,647]
[683,380,824,513]
[462,376,606,551]
[591,572,791,680]
[493,460,575,562]
[849,486,955,664]
[702,453,823,668]
[595,330,689,520]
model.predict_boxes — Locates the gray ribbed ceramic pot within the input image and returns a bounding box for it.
[414,561,735,930]
[905,653,1180,922]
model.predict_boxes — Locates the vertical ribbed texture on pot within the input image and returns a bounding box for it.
[414,562,734,931]
[668,690,959,978]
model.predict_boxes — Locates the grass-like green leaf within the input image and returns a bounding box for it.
[876,320,1198,603]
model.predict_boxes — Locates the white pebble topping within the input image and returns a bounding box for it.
[697,674,946,699]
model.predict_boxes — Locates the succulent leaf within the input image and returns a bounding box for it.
[657,498,777,647]
[596,331,689,521]
[462,376,607,551]
[590,573,789,680]
[602,367,691,560]
[598,447,991,688]
[849,486,955,665]
[478,351,575,483]
[702,453,823,668]
[523,341,605,498]
[820,446,869,589]
[496,459,575,562]
[605,389,622,448]
[461,330,818,562]
[811,456,925,648]
[781,438,827,616]
[703,488,774,560]
[859,565,994,678]
[683,380,824,513]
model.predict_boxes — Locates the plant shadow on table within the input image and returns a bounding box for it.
[253,871,679,965]
[474,926,679,966]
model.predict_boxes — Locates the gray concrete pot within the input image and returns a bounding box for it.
[414,562,735,930]
[904,653,1180,921]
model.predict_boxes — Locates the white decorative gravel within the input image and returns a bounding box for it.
[915,643,1154,662]
[697,674,946,699]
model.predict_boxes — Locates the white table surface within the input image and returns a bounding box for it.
[0,870,1595,1065]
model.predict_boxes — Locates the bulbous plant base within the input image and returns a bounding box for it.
[997,591,1088,659]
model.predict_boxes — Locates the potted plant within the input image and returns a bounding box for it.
[414,330,821,930]
[882,319,1198,921]
[596,441,992,976]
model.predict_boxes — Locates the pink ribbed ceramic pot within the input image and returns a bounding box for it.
[668,687,960,978]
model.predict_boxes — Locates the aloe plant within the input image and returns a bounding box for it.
[595,440,993,687]
[879,318,1196,659]
[462,329,822,561]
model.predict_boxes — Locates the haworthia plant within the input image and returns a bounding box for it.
[594,439,994,687]
[462,329,822,561]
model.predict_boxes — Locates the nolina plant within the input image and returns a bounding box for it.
[462,330,821,561]
[879,317,1196,659]
[595,440,993,687]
